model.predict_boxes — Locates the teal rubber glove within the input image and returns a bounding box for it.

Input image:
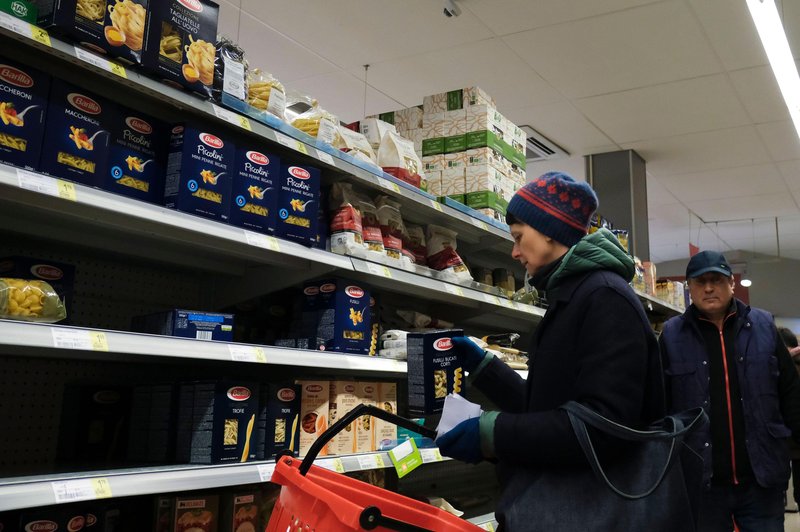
[451,336,487,373]
[436,417,483,464]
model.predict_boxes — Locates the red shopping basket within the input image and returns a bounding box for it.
[265,404,484,532]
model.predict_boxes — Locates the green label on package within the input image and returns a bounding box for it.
[388,438,423,478]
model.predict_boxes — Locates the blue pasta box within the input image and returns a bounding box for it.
[131,308,234,341]
[256,382,300,460]
[229,148,279,233]
[101,109,167,203]
[407,329,465,415]
[315,279,371,355]
[0,56,49,170]
[141,0,220,98]
[164,124,233,221]
[40,79,114,186]
[276,163,320,245]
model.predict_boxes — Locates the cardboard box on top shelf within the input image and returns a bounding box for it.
[422,154,445,173]
[421,122,445,156]
[422,112,444,129]
[444,151,468,171]
[441,167,466,203]
[465,147,506,173]
[423,87,495,114]
[383,106,424,132]
[477,207,506,223]
[465,105,506,135]
[360,118,396,150]
[426,170,443,197]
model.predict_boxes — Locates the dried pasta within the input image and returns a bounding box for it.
[77,0,105,21]
[0,131,26,152]
[224,418,238,445]
[0,102,23,126]
[108,0,145,50]
[118,176,148,192]
[57,151,96,173]
[185,35,215,85]
[159,22,182,62]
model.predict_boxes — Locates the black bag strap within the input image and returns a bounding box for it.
[561,402,706,500]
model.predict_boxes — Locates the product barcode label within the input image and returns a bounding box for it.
[52,328,108,351]
[257,464,275,482]
[222,58,246,100]
[17,170,77,201]
[357,455,382,470]
[377,177,401,193]
[482,293,503,306]
[430,200,443,212]
[195,331,212,341]
[228,344,267,363]
[74,47,127,78]
[444,284,465,297]
[316,150,336,167]
[51,478,112,504]
[0,12,51,46]
[318,458,345,473]
[211,104,251,131]
[366,262,392,279]
[243,230,281,252]
[420,448,443,463]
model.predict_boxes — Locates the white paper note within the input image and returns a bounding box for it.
[436,393,483,439]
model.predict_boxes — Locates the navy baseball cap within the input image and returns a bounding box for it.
[686,251,732,279]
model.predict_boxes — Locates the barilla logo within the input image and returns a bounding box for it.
[177,0,203,12]
[246,151,269,165]
[177,500,206,509]
[85,514,97,527]
[0,64,32,88]
[288,166,310,180]
[200,133,223,148]
[364,385,375,393]
[66,516,84,532]
[306,384,323,393]
[320,283,336,293]
[67,93,101,115]
[277,388,296,401]
[303,286,319,296]
[434,338,453,351]
[235,495,255,504]
[31,264,63,280]
[11,1,28,17]
[172,125,184,135]
[344,384,356,393]
[25,522,57,532]
[345,286,364,298]
[227,386,251,401]
[126,117,152,134]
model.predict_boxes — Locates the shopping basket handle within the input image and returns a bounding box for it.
[300,404,438,475]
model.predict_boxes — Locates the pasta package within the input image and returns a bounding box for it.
[328,381,359,455]
[229,148,279,234]
[329,182,365,258]
[173,495,219,532]
[0,256,75,323]
[36,0,150,64]
[0,277,67,322]
[212,35,246,103]
[141,0,220,97]
[40,79,114,186]
[247,68,286,120]
[256,382,300,461]
[275,163,320,246]
[377,130,423,189]
[164,124,233,222]
[291,106,338,144]
[101,109,167,203]
[426,224,473,283]
[407,330,465,415]
[297,380,330,457]
[354,381,378,453]
[0,55,50,170]
[314,278,371,355]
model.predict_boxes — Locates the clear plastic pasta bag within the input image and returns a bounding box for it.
[0,278,67,323]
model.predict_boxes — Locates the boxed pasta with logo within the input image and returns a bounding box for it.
[164,124,233,221]
[1,0,37,22]
[132,308,234,341]
[229,148,279,234]
[374,382,398,450]
[40,79,114,186]
[173,494,219,532]
[355,381,378,453]
[314,278,371,354]
[18,507,90,532]
[276,163,320,246]
[220,490,261,532]
[328,380,359,455]
[297,380,330,457]
[101,109,167,203]
[407,330,465,415]
[141,0,219,97]
[0,56,50,170]
[256,382,300,460]
[0,256,73,323]
[175,380,258,464]
[35,0,149,64]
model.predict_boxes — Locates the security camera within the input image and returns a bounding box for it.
[443,0,461,17]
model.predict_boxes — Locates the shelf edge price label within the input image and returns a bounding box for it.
[316,150,336,167]
[366,262,392,279]
[18,169,77,201]
[377,177,401,194]
[0,12,51,46]
[319,458,345,473]
[357,455,378,470]
[274,132,309,155]
[228,344,267,363]
[430,200,443,212]
[482,293,502,306]
[212,104,251,131]
[294,141,308,154]
[74,47,127,78]
[257,463,275,482]
[52,478,111,504]
[470,217,489,231]
[444,283,465,297]
[420,448,443,463]
[243,230,281,252]
[52,328,108,351]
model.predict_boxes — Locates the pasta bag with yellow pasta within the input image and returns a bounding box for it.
[0,278,67,323]
[290,105,338,145]
[246,68,286,120]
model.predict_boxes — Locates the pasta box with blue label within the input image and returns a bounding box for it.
[315,279,371,355]
[40,79,114,186]
[276,163,320,246]
[407,329,465,415]
[257,382,300,460]
[35,0,150,64]
[102,110,167,203]
[229,148,279,234]
[131,308,234,341]
[141,0,220,98]
[164,124,233,222]
[0,56,49,170]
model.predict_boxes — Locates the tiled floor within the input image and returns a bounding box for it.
[787,511,800,532]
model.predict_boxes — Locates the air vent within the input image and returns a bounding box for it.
[519,125,569,162]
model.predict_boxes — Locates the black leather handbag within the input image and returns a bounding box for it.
[498,402,708,532]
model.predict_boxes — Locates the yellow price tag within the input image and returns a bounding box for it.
[89,332,109,352]
[56,180,77,201]
[238,116,252,131]
[333,458,345,473]
[255,348,267,363]
[430,200,443,212]
[374,454,385,468]
[483,523,495,531]
[294,141,308,155]
[382,266,392,279]
[434,448,443,461]
[31,26,51,46]
[109,63,127,78]
[265,236,281,252]
[90,478,112,499]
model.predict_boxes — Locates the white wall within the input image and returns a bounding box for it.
[526,156,587,183]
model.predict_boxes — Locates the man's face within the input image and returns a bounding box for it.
[688,272,735,318]
[510,223,563,276]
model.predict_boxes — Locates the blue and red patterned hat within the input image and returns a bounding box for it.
[506,172,598,247]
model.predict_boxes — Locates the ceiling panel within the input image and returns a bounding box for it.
[686,193,798,222]
[502,1,721,99]
[646,175,679,207]
[756,121,800,162]
[777,160,800,189]
[659,164,787,202]
[648,202,691,226]
[239,0,493,71]
[217,0,240,38]
[625,126,771,176]
[574,74,749,143]
[687,0,768,71]
[728,65,789,124]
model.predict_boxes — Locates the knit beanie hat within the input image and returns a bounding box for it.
[506,172,598,247]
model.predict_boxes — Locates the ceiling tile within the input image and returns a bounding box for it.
[777,160,800,189]
[217,0,240,38]
[687,0,768,71]
[659,164,788,202]
[756,121,800,162]
[466,0,663,37]
[502,2,722,99]
[712,218,784,243]
[575,75,750,143]
[686,193,798,221]
[624,126,771,176]
[647,175,680,207]
[728,65,788,124]
[240,0,493,71]
[649,203,692,226]
[778,216,800,236]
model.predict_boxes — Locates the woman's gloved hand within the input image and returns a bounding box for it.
[451,336,487,373]
[436,417,483,464]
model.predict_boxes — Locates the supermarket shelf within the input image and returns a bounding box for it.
[468,513,499,531]
[0,448,448,511]
[634,290,684,317]
[0,320,408,374]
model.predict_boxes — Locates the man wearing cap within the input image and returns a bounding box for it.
[660,250,800,531]
[436,172,667,530]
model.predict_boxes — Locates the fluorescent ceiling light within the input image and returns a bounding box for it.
[746,0,800,142]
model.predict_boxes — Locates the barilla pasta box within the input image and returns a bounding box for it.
[355,381,378,453]
[173,495,219,532]
[375,382,398,450]
[0,56,49,170]
[297,380,330,457]
[19,508,87,532]
[131,308,234,341]
[328,380,359,455]
[102,109,167,203]
[153,496,174,532]
[407,329,465,415]
[40,79,113,186]
[220,490,261,532]
[256,382,300,460]
[36,0,150,64]
[164,124,233,221]
[315,279,371,355]
[276,163,320,246]
[229,148,279,234]
[141,0,220,97]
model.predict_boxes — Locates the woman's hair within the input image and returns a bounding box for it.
[778,327,799,348]
[505,211,518,225]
